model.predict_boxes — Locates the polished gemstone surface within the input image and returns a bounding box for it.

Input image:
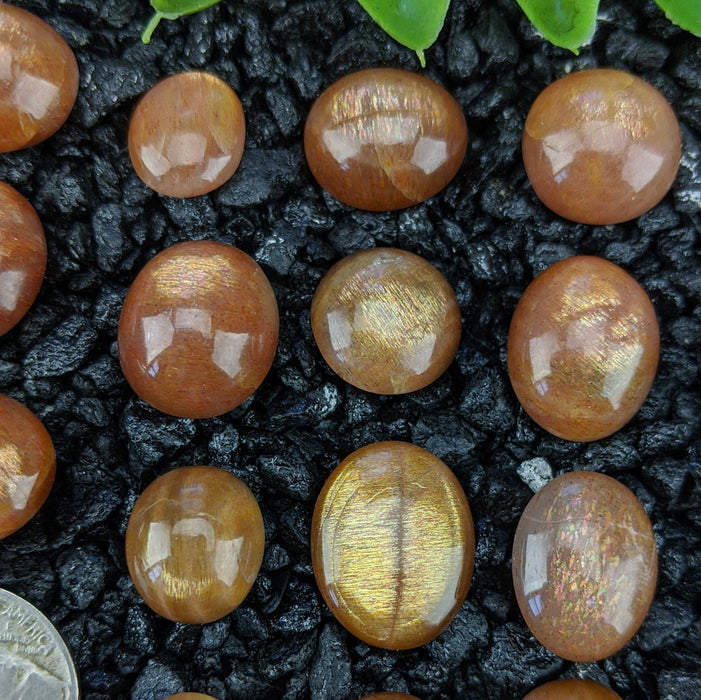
[304,68,467,211]
[164,695,218,700]
[0,394,55,539]
[128,71,245,198]
[311,248,461,394]
[312,441,474,649]
[0,182,46,335]
[523,679,622,700]
[507,256,659,442]
[512,471,657,662]
[522,68,680,224]
[0,3,79,152]
[125,466,265,624]
[118,241,279,418]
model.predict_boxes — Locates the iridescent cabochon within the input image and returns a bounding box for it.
[304,68,468,211]
[125,466,265,624]
[512,471,657,662]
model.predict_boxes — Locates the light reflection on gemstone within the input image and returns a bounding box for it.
[523,68,681,224]
[507,256,659,441]
[118,241,278,418]
[128,72,245,198]
[513,471,657,662]
[305,68,467,211]
[311,248,461,394]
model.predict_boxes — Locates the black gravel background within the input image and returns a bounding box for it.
[1,0,700,698]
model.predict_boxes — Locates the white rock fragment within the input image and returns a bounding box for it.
[517,457,553,493]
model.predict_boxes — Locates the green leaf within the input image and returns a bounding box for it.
[356,0,451,67]
[141,0,222,44]
[654,0,701,37]
[151,0,222,15]
[514,0,599,54]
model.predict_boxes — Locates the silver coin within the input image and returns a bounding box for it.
[0,588,79,700]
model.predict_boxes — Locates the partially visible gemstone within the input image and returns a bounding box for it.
[512,471,657,662]
[0,3,79,152]
[522,679,622,700]
[118,241,279,419]
[125,466,265,624]
[522,68,680,224]
[507,256,659,442]
[0,394,56,539]
[0,182,46,336]
[312,441,474,650]
[305,68,467,211]
[311,248,461,394]
[128,72,245,198]
[164,695,219,700]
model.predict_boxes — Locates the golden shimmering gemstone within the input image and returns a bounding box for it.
[304,68,467,211]
[522,69,680,224]
[0,394,56,539]
[512,471,657,662]
[522,679,623,700]
[507,256,659,442]
[164,695,219,700]
[311,248,461,394]
[118,241,279,419]
[312,441,474,650]
[125,466,265,624]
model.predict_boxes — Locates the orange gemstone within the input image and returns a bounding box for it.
[304,68,467,211]
[164,695,218,700]
[128,72,245,198]
[522,68,680,224]
[512,471,657,662]
[0,394,56,539]
[311,248,461,394]
[507,256,659,442]
[0,182,46,335]
[125,466,265,624]
[312,441,474,650]
[0,4,79,153]
[118,241,279,418]
[522,679,622,700]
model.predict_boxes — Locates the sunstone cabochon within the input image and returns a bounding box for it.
[0,182,46,336]
[512,471,657,662]
[128,71,245,198]
[118,241,279,418]
[522,68,680,224]
[312,441,474,649]
[304,68,467,211]
[311,248,461,394]
[0,394,56,539]
[507,256,659,442]
[0,3,79,152]
[125,466,265,624]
